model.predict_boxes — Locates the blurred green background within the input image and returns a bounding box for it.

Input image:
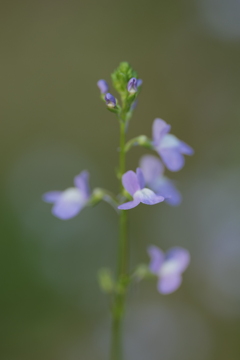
[1,0,240,359]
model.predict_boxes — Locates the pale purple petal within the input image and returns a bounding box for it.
[134,188,164,205]
[52,188,86,220]
[118,198,141,210]
[159,147,185,172]
[140,155,164,183]
[152,119,171,146]
[148,245,165,274]
[158,135,192,171]
[136,168,145,189]
[43,191,62,203]
[157,273,182,294]
[97,79,109,94]
[151,178,182,206]
[122,171,141,196]
[74,171,90,199]
[165,247,190,273]
[179,141,194,155]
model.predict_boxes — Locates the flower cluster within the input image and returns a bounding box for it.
[43,62,193,295]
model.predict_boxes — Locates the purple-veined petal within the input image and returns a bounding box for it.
[74,171,90,199]
[127,77,138,94]
[118,198,141,210]
[42,191,62,203]
[122,171,141,196]
[164,247,190,273]
[152,119,171,146]
[134,188,164,205]
[52,188,87,220]
[148,245,165,274]
[136,168,145,189]
[157,273,182,294]
[159,148,185,172]
[150,177,182,206]
[140,155,164,184]
[179,141,194,155]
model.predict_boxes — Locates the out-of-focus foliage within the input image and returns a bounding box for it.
[1,0,240,359]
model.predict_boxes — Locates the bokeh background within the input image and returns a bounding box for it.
[1,0,240,359]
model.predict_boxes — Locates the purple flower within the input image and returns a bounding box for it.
[148,245,190,294]
[105,93,116,108]
[152,118,194,172]
[127,77,138,94]
[43,171,90,220]
[97,79,109,94]
[137,79,143,87]
[118,168,164,210]
[140,155,181,206]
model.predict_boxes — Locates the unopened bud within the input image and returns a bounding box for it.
[105,93,116,108]
[138,135,148,145]
[127,77,138,94]
[97,79,109,94]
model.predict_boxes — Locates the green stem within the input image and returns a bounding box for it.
[110,121,128,360]
[124,135,152,153]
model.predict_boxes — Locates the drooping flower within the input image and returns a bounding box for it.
[97,79,109,94]
[152,118,194,172]
[127,77,138,94]
[148,245,190,294]
[140,155,181,206]
[105,93,116,108]
[43,171,90,220]
[118,168,164,210]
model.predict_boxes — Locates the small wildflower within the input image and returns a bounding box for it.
[137,79,143,87]
[105,93,116,108]
[152,118,194,171]
[127,77,138,94]
[118,168,164,210]
[148,245,190,294]
[140,155,181,206]
[43,171,90,220]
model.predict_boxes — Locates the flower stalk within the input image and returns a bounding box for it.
[42,62,193,360]
[110,104,129,360]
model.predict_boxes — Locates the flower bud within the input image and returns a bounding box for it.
[97,79,109,94]
[127,77,138,94]
[138,135,149,145]
[105,93,116,108]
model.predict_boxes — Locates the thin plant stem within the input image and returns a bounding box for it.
[110,120,128,360]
